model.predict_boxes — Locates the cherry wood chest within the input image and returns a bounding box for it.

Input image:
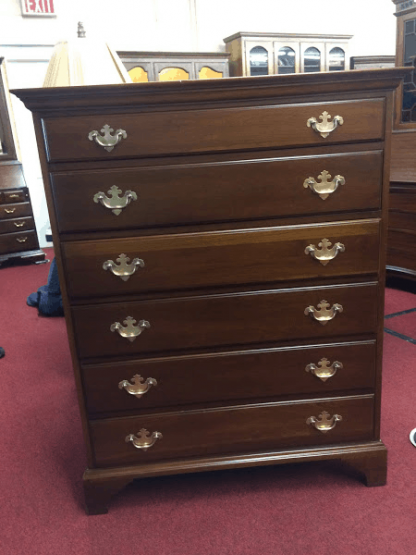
[13,68,409,514]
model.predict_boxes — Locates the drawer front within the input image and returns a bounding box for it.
[63,221,380,299]
[0,217,34,235]
[0,203,32,221]
[0,231,38,254]
[43,99,384,162]
[72,283,379,359]
[2,190,27,204]
[90,395,375,467]
[51,151,383,233]
[83,341,377,415]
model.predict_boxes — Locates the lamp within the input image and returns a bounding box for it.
[43,22,132,87]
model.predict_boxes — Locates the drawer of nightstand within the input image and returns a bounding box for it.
[0,217,34,235]
[63,220,380,300]
[83,341,376,415]
[0,202,32,220]
[89,394,375,467]
[72,283,378,359]
[1,190,27,204]
[43,99,384,163]
[0,230,38,254]
[51,150,383,233]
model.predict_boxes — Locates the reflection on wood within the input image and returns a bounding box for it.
[159,68,189,81]
[199,67,223,79]
[128,67,149,83]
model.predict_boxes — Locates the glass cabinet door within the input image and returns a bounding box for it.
[249,46,269,76]
[328,47,345,71]
[401,17,416,122]
[277,46,296,74]
[304,47,321,72]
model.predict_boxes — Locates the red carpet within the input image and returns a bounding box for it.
[1,252,416,555]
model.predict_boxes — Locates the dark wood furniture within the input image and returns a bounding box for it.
[350,56,395,70]
[0,58,44,267]
[118,51,230,82]
[13,67,408,514]
[223,32,352,77]
[388,1,416,286]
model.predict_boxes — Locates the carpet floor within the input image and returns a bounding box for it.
[1,251,416,555]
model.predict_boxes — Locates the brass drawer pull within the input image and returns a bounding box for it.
[125,428,162,451]
[93,185,137,216]
[307,111,344,138]
[307,411,342,433]
[110,316,150,342]
[304,300,343,325]
[16,236,28,243]
[119,374,157,398]
[305,358,343,382]
[303,171,345,200]
[4,208,16,214]
[8,194,21,199]
[13,222,25,228]
[88,124,127,152]
[103,253,144,281]
[305,238,345,266]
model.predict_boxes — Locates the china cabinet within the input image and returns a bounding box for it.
[223,32,352,77]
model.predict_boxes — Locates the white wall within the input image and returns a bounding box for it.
[1,0,397,247]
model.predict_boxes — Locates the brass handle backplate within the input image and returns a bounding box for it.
[88,124,127,152]
[13,222,25,228]
[305,238,345,266]
[103,253,145,281]
[125,428,162,451]
[9,194,20,199]
[307,411,342,433]
[16,237,28,243]
[304,300,343,325]
[307,111,344,138]
[303,171,345,200]
[305,358,343,382]
[119,374,157,398]
[93,185,137,216]
[4,208,16,214]
[110,316,150,342]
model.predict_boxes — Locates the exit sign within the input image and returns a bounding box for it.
[21,0,56,16]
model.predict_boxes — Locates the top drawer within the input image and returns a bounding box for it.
[42,99,385,163]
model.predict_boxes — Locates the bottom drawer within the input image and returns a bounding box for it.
[90,395,375,468]
[0,230,38,255]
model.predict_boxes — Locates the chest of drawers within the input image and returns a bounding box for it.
[13,68,409,514]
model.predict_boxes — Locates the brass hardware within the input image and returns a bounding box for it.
[305,358,343,382]
[119,374,157,398]
[103,253,145,281]
[9,194,20,199]
[303,171,345,200]
[307,111,344,138]
[125,428,162,451]
[93,185,137,216]
[4,208,16,214]
[110,316,150,342]
[13,222,25,228]
[304,300,343,325]
[307,411,342,433]
[305,238,345,266]
[88,124,127,152]
[16,237,28,243]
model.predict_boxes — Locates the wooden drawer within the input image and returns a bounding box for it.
[0,202,32,221]
[51,150,383,233]
[0,230,38,255]
[72,283,379,359]
[42,99,384,163]
[89,394,375,467]
[83,341,377,415]
[63,220,380,300]
[0,217,34,235]
[1,190,27,204]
